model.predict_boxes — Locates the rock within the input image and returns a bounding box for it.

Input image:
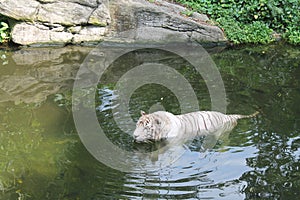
[37,0,99,8]
[37,2,94,26]
[67,26,82,34]
[73,26,107,44]
[191,25,225,43]
[191,12,209,22]
[0,0,39,21]
[88,3,111,26]
[11,23,73,45]
[0,0,226,46]
[110,27,190,43]
[108,0,226,44]
[12,22,106,46]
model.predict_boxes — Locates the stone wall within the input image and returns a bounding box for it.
[0,0,227,46]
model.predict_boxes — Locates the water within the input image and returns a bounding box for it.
[0,44,299,199]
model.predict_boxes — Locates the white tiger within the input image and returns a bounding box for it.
[133,110,259,142]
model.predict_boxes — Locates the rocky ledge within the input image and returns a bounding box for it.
[0,0,227,46]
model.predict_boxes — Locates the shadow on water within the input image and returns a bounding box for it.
[0,43,299,199]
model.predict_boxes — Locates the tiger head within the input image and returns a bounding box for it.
[133,111,166,142]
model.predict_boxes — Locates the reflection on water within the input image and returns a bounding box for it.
[0,44,299,199]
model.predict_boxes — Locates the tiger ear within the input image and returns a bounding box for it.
[140,110,147,116]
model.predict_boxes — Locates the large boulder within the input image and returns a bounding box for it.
[108,0,225,44]
[0,0,227,46]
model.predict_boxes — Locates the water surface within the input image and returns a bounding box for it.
[0,44,299,199]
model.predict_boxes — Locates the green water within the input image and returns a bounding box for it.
[0,44,299,199]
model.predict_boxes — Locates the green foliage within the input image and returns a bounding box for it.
[284,27,300,44]
[176,0,300,45]
[0,15,9,43]
[217,18,274,44]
